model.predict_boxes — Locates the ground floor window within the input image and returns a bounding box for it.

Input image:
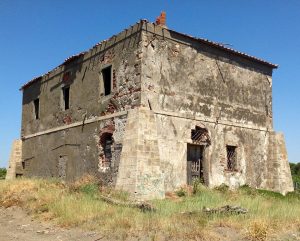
[226,145,237,171]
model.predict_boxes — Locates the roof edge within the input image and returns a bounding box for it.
[20,19,277,91]
[166,27,278,69]
[20,19,147,91]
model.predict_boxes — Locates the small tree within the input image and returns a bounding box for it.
[0,168,6,180]
[290,163,300,189]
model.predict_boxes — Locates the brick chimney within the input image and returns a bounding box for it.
[155,11,166,27]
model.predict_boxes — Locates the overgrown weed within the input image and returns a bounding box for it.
[1,178,300,240]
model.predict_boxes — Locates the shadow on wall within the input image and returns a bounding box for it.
[22,77,42,105]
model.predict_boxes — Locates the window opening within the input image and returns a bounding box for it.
[63,86,70,110]
[34,98,39,119]
[103,134,113,164]
[102,66,112,96]
[191,126,211,145]
[226,145,237,171]
[100,133,113,169]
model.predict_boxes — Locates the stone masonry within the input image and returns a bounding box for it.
[6,140,22,179]
[18,17,293,199]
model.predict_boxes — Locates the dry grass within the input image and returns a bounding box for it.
[246,219,270,241]
[0,178,300,240]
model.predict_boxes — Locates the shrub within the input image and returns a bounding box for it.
[175,187,187,197]
[192,178,205,195]
[79,183,99,196]
[0,168,6,180]
[214,184,229,193]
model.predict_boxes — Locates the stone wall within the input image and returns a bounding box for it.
[132,22,293,195]
[19,20,293,198]
[21,22,143,138]
[21,22,143,183]
[140,24,273,130]
[6,140,22,179]
[116,108,164,200]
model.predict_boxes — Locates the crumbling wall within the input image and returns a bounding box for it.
[140,23,273,130]
[21,22,144,183]
[137,22,293,194]
[19,20,293,199]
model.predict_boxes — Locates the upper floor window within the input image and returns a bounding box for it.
[34,98,39,119]
[102,66,112,96]
[63,86,70,110]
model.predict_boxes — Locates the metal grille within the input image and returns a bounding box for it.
[226,146,237,171]
[191,126,211,145]
[191,159,200,173]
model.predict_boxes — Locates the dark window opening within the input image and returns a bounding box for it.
[226,145,237,171]
[22,161,25,169]
[63,86,70,110]
[100,133,113,168]
[102,66,112,96]
[34,98,39,119]
[103,134,113,163]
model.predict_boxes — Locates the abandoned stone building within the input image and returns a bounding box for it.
[17,15,294,199]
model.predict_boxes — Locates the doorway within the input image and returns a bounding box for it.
[187,144,204,185]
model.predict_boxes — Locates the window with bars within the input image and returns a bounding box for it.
[226,145,237,171]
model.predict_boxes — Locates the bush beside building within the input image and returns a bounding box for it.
[0,168,6,180]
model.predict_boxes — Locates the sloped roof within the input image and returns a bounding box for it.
[167,28,278,69]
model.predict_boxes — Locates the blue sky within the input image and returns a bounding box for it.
[0,0,299,167]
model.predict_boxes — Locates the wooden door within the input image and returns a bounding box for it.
[187,144,204,185]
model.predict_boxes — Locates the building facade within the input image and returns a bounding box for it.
[19,19,294,199]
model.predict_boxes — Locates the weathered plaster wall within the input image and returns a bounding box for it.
[136,23,293,195]
[22,23,143,137]
[140,23,273,130]
[23,114,128,184]
[151,113,271,191]
[21,22,143,183]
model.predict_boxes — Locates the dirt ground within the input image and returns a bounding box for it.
[1,206,300,241]
[0,207,105,241]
